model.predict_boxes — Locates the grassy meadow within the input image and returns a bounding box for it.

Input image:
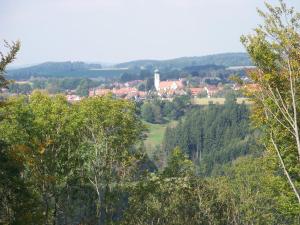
[191,97,253,105]
[143,120,177,156]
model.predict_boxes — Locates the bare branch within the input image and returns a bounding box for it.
[270,135,300,204]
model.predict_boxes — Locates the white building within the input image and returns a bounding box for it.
[154,69,160,91]
[154,69,184,92]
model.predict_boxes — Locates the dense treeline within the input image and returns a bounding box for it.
[140,95,191,123]
[115,53,252,70]
[7,78,103,96]
[6,62,118,80]
[163,95,257,175]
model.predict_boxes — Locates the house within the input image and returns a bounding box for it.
[113,87,138,97]
[189,87,205,96]
[125,80,143,87]
[89,88,111,97]
[204,85,223,98]
[66,95,82,102]
[89,87,147,99]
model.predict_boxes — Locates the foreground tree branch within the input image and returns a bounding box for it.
[242,0,300,204]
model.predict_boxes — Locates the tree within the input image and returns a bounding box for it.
[141,102,154,123]
[78,96,145,224]
[241,0,300,203]
[122,147,233,225]
[8,83,32,94]
[0,140,43,225]
[216,156,300,224]
[162,147,195,177]
[162,101,254,175]
[137,82,146,91]
[0,93,146,225]
[76,78,91,96]
[120,72,138,82]
[0,40,20,89]
[0,92,83,224]
[145,77,154,91]
[0,40,43,225]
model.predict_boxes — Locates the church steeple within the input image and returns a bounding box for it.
[154,69,160,91]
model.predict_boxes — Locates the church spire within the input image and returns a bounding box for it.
[154,69,160,91]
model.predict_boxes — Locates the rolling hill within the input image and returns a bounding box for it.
[7,61,128,80]
[115,52,252,70]
[7,53,252,80]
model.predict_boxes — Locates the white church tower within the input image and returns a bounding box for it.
[154,69,160,91]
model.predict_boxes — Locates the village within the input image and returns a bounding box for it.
[65,69,253,103]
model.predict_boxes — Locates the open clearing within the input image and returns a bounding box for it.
[143,120,177,156]
[191,97,253,105]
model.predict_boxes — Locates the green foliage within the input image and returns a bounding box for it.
[215,155,300,224]
[242,0,300,203]
[122,148,232,225]
[0,141,43,225]
[141,96,191,124]
[0,40,20,89]
[8,82,32,94]
[137,82,146,91]
[120,72,138,82]
[0,92,83,224]
[76,78,92,96]
[141,102,155,123]
[145,77,154,91]
[7,78,103,95]
[162,147,195,177]
[163,99,256,175]
[6,61,132,80]
[0,92,146,224]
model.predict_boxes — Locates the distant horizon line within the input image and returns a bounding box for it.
[9,51,249,69]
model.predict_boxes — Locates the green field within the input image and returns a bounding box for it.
[191,97,253,105]
[143,120,177,156]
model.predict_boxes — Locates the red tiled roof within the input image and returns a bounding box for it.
[89,89,111,97]
[190,88,205,95]
[159,80,184,89]
[113,87,138,96]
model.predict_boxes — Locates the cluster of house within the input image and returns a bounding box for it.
[66,94,82,102]
[189,86,223,98]
[64,70,259,102]
[153,69,224,98]
[86,69,226,100]
[89,87,147,99]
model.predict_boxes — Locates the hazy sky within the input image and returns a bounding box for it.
[1,0,300,65]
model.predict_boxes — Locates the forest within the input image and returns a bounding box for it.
[162,95,257,175]
[1,1,300,225]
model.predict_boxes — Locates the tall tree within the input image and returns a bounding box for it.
[241,0,300,203]
[0,92,83,224]
[0,41,41,224]
[78,96,145,224]
[0,40,20,89]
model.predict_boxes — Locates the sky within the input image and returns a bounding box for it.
[0,0,300,66]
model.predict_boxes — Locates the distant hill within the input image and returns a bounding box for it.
[7,53,252,80]
[115,53,252,70]
[7,61,128,80]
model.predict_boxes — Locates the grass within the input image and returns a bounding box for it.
[191,97,253,105]
[143,120,177,156]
